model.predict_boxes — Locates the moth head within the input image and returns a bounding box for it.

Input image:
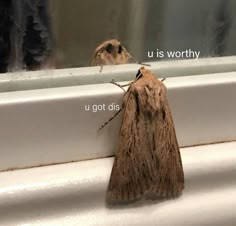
[105,42,123,55]
[136,69,142,79]
[136,67,146,80]
[91,39,131,66]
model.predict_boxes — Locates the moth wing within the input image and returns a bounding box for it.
[150,83,184,198]
[124,48,142,64]
[107,79,184,203]
[121,46,133,63]
[107,90,159,203]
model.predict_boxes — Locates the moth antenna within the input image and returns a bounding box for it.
[121,82,133,88]
[99,64,104,73]
[110,80,126,92]
[99,108,123,131]
[112,68,142,90]
[130,57,151,67]
[110,80,132,91]
[161,78,166,82]
[138,61,151,67]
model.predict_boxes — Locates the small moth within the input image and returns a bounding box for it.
[90,39,134,66]
[106,67,184,203]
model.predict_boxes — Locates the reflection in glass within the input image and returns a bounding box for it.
[0,0,235,72]
[90,39,134,66]
[51,0,236,69]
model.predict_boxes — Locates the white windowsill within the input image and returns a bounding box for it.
[0,69,235,171]
[1,56,236,92]
[0,141,236,226]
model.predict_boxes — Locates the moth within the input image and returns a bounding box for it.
[90,39,134,66]
[106,67,184,203]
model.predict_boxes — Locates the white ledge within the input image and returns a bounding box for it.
[0,56,236,92]
[0,142,236,226]
[0,71,236,171]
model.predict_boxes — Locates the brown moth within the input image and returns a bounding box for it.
[106,67,184,203]
[90,39,134,66]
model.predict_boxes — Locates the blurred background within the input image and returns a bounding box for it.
[50,0,236,68]
[0,0,236,72]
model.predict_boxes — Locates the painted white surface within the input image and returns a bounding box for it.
[0,71,236,171]
[0,56,236,92]
[0,142,236,226]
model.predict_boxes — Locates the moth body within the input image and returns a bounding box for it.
[107,67,184,204]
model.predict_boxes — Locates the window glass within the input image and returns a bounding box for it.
[50,0,236,68]
[0,0,235,73]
